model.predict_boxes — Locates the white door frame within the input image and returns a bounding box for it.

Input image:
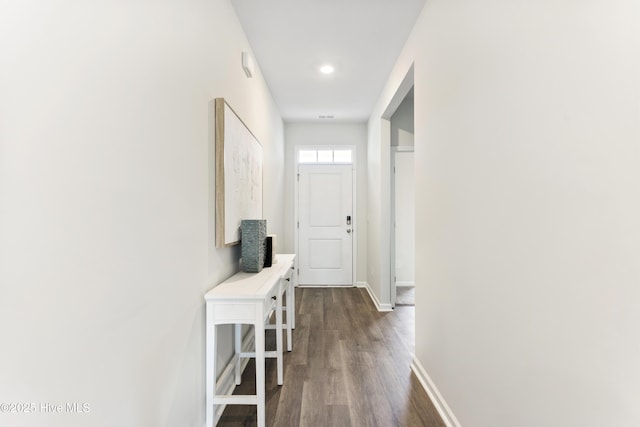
[390,146,415,307]
[380,64,414,307]
[294,145,357,286]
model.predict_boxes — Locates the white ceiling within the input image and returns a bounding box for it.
[231,0,425,123]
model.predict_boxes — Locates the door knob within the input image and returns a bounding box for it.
[346,229,352,234]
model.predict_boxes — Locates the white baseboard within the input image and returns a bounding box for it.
[297,284,353,288]
[396,281,415,287]
[359,281,393,312]
[410,357,461,427]
[213,331,255,424]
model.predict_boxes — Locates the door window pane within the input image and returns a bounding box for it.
[317,150,333,163]
[297,149,353,164]
[299,150,317,163]
[333,150,352,163]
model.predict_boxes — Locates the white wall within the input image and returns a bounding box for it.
[0,1,284,426]
[369,0,640,426]
[390,93,415,147]
[283,123,367,283]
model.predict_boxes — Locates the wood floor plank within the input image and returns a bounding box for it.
[216,287,445,427]
[327,404,352,426]
[299,378,326,427]
[340,340,381,427]
[272,364,305,426]
[289,312,310,366]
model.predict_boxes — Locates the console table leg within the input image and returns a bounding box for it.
[291,283,296,330]
[254,313,266,427]
[286,284,293,351]
[205,308,216,427]
[234,324,242,385]
[276,289,284,385]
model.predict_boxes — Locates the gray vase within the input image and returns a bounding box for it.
[241,219,267,273]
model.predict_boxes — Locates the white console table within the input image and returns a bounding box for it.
[205,254,296,427]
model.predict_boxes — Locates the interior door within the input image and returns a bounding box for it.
[298,164,353,285]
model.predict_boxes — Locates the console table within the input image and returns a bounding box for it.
[205,254,296,427]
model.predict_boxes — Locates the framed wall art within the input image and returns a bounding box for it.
[215,98,263,248]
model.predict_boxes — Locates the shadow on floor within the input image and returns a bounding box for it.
[395,286,415,306]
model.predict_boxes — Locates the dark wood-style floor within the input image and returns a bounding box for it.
[218,287,445,427]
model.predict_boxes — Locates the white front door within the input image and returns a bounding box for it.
[298,164,353,285]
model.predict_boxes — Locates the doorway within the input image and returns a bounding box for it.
[380,65,414,308]
[392,149,415,305]
[295,147,356,286]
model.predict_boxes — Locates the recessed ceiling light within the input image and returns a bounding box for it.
[320,64,335,74]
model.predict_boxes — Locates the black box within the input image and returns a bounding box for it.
[264,236,273,267]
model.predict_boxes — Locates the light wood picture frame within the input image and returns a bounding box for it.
[215,98,263,248]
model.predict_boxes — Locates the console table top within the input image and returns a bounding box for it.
[204,254,295,301]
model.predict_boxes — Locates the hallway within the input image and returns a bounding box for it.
[218,287,443,426]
